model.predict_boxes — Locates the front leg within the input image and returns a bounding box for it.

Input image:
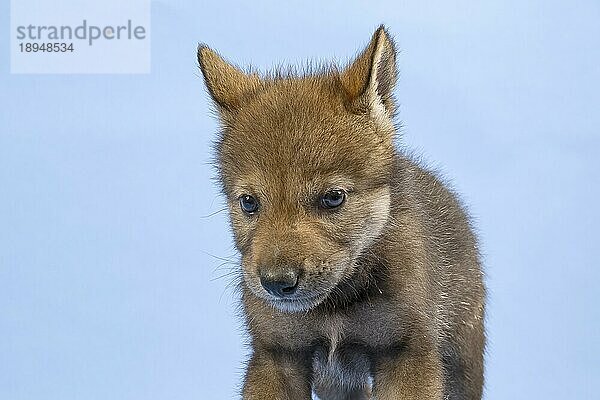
[243,348,312,400]
[372,346,444,400]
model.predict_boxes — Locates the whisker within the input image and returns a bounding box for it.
[201,249,238,263]
[211,270,240,282]
[211,259,238,274]
[200,207,228,219]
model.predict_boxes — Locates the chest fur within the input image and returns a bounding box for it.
[312,345,371,388]
[311,317,371,388]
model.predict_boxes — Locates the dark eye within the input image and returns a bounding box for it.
[320,189,346,209]
[239,194,259,214]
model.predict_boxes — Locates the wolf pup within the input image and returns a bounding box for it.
[198,26,485,400]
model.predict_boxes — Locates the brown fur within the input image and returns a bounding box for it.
[198,25,485,400]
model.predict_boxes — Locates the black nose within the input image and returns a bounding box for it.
[260,268,299,298]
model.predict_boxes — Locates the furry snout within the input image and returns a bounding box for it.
[259,266,300,298]
[244,242,350,312]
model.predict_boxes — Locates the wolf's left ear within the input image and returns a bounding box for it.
[198,45,260,113]
[340,26,397,117]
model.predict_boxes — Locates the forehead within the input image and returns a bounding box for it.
[230,169,355,201]
[218,78,392,191]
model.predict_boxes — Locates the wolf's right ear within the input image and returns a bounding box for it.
[340,26,397,117]
[198,45,260,113]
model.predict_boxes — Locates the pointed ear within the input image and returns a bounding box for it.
[340,26,397,116]
[197,45,260,112]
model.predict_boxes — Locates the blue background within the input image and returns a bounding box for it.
[1,1,598,399]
